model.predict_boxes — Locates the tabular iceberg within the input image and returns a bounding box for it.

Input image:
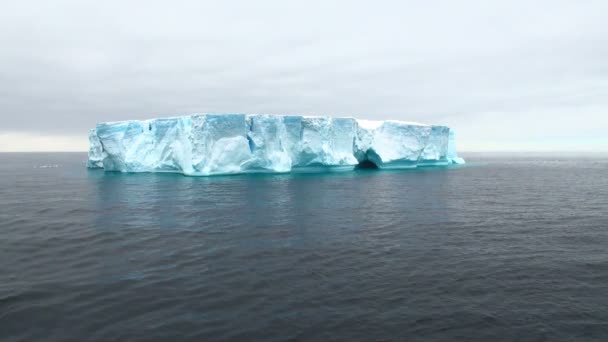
[87,114,465,176]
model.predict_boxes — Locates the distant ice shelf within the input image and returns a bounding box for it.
[87,114,465,176]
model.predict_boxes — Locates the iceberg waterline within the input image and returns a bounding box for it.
[87,114,465,176]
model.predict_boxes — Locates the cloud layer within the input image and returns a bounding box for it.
[1,0,607,151]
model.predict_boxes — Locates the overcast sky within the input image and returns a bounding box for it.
[1,0,607,151]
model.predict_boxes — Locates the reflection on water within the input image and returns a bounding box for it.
[92,167,453,234]
[89,167,455,284]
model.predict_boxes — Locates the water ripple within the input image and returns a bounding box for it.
[1,153,608,341]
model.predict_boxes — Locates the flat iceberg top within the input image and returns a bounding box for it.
[87,113,464,175]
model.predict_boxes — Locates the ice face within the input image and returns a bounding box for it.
[447,130,466,165]
[86,129,104,168]
[362,121,433,169]
[88,114,465,175]
[419,126,451,166]
[245,114,292,172]
[296,117,359,168]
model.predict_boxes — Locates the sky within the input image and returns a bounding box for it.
[1,0,607,152]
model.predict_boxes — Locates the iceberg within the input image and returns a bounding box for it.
[87,114,465,175]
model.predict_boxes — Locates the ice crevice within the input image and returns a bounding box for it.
[87,114,465,176]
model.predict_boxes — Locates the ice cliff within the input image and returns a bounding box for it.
[87,114,465,175]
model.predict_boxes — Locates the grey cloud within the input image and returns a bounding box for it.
[0,0,607,150]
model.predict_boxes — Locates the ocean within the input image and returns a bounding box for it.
[1,152,607,341]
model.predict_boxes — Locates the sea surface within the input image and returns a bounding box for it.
[1,152,608,341]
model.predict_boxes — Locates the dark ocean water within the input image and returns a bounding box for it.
[1,152,608,341]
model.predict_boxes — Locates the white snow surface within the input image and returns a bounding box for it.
[88,114,465,175]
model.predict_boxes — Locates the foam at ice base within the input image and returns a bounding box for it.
[87,114,465,175]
